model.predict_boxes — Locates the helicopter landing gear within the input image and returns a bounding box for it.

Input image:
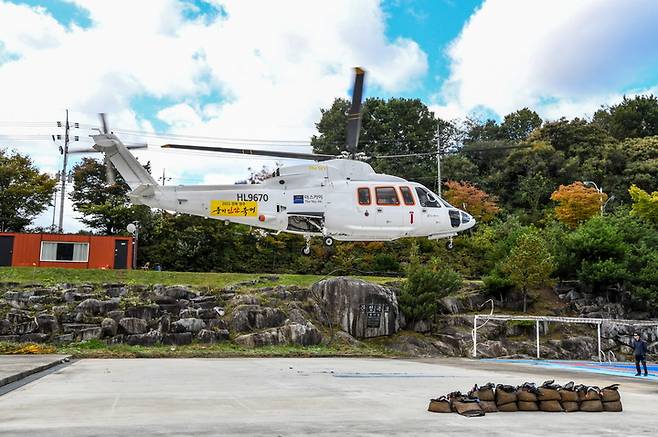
[323,236,334,247]
[302,235,312,256]
[446,237,454,250]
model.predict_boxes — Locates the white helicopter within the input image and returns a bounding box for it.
[92,68,475,255]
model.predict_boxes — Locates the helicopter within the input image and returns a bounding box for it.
[91,68,475,255]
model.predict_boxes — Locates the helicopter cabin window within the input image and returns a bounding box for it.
[375,187,400,205]
[399,186,415,205]
[415,187,441,208]
[357,187,371,205]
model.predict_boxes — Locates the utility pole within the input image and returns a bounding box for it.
[57,110,70,233]
[437,123,442,197]
[158,168,171,186]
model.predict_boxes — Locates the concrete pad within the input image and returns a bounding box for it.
[0,354,70,387]
[0,357,656,436]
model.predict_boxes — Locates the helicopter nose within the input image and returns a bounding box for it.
[460,211,476,229]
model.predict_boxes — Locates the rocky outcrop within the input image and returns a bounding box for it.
[311,277,400,339]
[234,322,321,347]
[119,317,148,335]
[229,305,286,332]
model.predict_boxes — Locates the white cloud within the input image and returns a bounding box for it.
[0,0,428,231]
[435,0,658,120]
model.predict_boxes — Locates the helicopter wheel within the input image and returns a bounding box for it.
[323,236,334,247]
[446,237,454,250]
[301,246,311,256]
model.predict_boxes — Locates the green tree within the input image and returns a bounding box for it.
[70,157,153,235]
[0,148,57,232]
[629,184,658,226]
[500,108,542,142]
[501,229,554,312]
[594,95,658,140]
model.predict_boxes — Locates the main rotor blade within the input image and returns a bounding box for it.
[161,144,337,161]
[345,67,365,155]
[68,144,148,154]
[99,113,109,134]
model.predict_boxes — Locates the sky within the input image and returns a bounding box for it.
[1,0,658,232]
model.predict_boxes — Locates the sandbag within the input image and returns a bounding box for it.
[473,383,496,402]
[538,388,561,401]
[559,389,578,402]
[601,384,621,403]
[428,396,452,413]
[517,382,539,402]
[539,400,563,412]
[561,401,579,412]
[576,385,601,402]
[497,402,518,412]
[580,399,604,412]
[518,401,539,411]
[496,384,517,405]
[603,401,623,412]
[451,398,485,417]
[479,400,498,413]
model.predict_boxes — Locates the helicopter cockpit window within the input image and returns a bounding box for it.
[399,186,415,205]
[357,187,371,205]
[375,187,400,205]
[415,187,441,208]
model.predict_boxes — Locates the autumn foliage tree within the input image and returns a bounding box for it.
[550,182,607,228]
[629,184,658,226]
[443,180,501,222]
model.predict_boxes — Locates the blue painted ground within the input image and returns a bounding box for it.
[485,359,658,381]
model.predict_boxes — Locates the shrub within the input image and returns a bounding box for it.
[399,262,462,325]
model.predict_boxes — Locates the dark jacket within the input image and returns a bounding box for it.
[632,339,647,356]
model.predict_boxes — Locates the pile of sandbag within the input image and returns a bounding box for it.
[428,380,622,417]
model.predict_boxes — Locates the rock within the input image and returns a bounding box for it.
[119,317,148,335]
[214,329,230,341]
[106,310,125,323]
[75,299,103,316]
[53,333,75,343]
[383,334,454,357]
[281,322,322,346]
[438,294,487,315]
[232,294,259,305]
[14,321,38,335]
[124,305,159,321]
[207,319,228,330]
[311,277,400,339]
[476,340,509,358]
[77,327,102,341]
[161,332,192,345]
[0,335,20,342]
[171,318,206,334]
[105,285,127,298]
[62,323,98,334]
[411,320,431,333]
[157,314,171,333]
[179,308,199,319]
[197,329,220,343]
[0,319,11,335]
[160,285,198,300]
[229,305,286,332]
[332,331,362,346]
[36,314,59,334]
[7,309,32,324]
[19,333,49,343]
[191,296,218,309]
[234,322,321,348]
[101,318,118,337]
[125,330,160,346]
[63,290,93,303]
[197,307,224,319]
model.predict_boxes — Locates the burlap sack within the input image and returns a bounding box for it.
[452,399,485,417]
[577,386,601,402]
[428,397,452,413]
[518,401,539,411]
[496,385,517,405]
[603,401,623,412]
[601,384,621,403]
[539,400,563,412]
[479,400,498,413]
[497,402,518,412]
[517,384,539,402]
[469,383,496,402]
[538,388,561,401]
[559,389,578,402]
[580,400,604,412]
[561,401,579,412]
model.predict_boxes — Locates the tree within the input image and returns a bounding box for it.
[0,148,57,232]
[501,230,554,312]
[500,108,542,142]
[70,157,153,235]
[629,184,658,226]
[443,180,500,222]
[550,182,607,228]
[593,95,658,140]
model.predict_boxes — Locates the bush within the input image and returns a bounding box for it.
[482,270,515,301]
[399,263,462,325]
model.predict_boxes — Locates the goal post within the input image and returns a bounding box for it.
[471,314,658,360]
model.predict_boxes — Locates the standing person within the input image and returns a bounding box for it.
[631,332,648,376]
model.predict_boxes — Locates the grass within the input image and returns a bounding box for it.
[0,340,401,359]
[0,267,394,290]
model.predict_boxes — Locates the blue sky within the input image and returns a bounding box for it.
[1,0,658,231]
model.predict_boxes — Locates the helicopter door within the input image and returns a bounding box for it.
[355,187,376,230]
[374,187,405,228]
[414,186,445,230]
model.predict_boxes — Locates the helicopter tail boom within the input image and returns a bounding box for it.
[91,133,158,191]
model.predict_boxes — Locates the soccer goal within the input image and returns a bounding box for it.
[471,314,658,360]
